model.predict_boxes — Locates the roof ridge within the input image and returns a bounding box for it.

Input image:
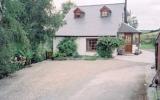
[76,3,125,8]
[122,23,140,31]
[118,22,140,33]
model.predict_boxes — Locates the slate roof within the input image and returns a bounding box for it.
[118,23,141,33]
[56,3,139,37]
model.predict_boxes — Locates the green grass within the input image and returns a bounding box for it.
[140,44,155,49]
[53,55,112,61]
[82,56,98,60]
[140,32,158,50]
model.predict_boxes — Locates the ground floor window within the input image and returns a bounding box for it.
[86,39,98,51]
[133,33,140,45]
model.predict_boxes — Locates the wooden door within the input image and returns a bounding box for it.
[124,33,132,53]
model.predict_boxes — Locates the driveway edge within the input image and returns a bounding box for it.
[145,64,157,100]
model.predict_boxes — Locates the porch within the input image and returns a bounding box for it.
[118,23,141,54]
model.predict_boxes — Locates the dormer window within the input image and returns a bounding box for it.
[74,8,85,18]
[101,11,108,17]
[100,6,111,17]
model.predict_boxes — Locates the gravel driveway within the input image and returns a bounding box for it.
[0,51,154,100]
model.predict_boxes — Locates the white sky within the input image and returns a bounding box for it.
[53,0,160,30]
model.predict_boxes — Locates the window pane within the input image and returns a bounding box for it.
[133,34,139,45]
[86,39,98,51]
[101,11,108,17]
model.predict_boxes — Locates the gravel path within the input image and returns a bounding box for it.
[0,50,154,100]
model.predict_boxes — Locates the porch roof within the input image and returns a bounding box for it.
[118,23,141,33]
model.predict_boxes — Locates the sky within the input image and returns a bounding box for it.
[53,0,160,30]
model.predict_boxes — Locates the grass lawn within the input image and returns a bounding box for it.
[140,44,155,49]
[140,32,158,50]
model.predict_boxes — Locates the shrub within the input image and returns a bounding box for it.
[52,52,67,60]
[0,49,12,79]
[53,52,66,58]
[141,33,157,46]
[151,37,156,46]
[72,52,79,58]
[96,37,124,58]
[57,37,77,57]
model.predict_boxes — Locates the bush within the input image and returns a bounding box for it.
[53,52,66,58]
[72,52,79,58]
[52,52,67,60]
[96,37,124,58]
[141,33,157,46]
[0,50,12,78]
[31,53,45,63]
[151,38,156,45]
[57,37,77,57]
[0,46,20,79]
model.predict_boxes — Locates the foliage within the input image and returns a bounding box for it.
[52,52,67,61]
[140,33,157,50]
[62,1,75,15]
[0,0,30,78]
[20,0,64,62]
[0,0,64,78]
[141,33,158,47]
[141,44,155,50]
[128,16,138,29]
[96,37,124,58]
[72,52,79,58]
[127,11,138,28]
[57,37,77,57]
[0,46,13,78]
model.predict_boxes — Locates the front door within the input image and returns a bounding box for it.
[124,33,132,53]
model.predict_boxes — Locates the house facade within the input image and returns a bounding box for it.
[53,3,141,56]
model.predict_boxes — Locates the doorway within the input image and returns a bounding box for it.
[124,33,132,53]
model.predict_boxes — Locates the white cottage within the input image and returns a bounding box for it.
[53,3,141,56]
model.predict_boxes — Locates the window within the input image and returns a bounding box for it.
[101,11,108,17]
[119,34,125,39]
[75,12,81,18]
[86,39,98,51]
[125,34,132,44]
[133,33,139,45]
[100,6,111,17]
[74,8,85,18]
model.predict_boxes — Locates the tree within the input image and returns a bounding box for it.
[0,0,64,78]
[128,16,138,29]
[19,0,64,62]
[0,0,30,78]
[62,1,75,15]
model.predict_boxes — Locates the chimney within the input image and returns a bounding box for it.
[124,0,128,23]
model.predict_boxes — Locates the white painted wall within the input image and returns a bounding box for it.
[53,37,64,52]
[76,37,98,56]
[53,37,118,56]
[53,37,98,56]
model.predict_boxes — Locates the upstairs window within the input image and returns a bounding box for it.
[101,11,108,17]
[74,8,85,18]
[100,6,111,17]
[75,12,81,18]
